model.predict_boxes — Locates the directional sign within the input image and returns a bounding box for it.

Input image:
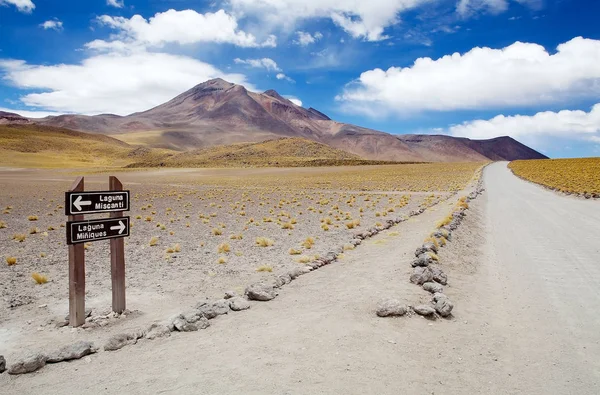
[66,217,130,245]
[65,191,130,215]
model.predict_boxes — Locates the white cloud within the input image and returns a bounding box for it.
[337,37,600,115]
[0,0,34,13]
[456,0,543,17]
[286,97,302,106]
[0,107,64,118]
[0,51,253,115]
[40,19,63,31]
[229,0,430,41]
[234,58,281,71]
[294,31,322,46]
[106,0,124,8]
[95,9,277,48]
[276,73,295,82]
[447,104,600,146]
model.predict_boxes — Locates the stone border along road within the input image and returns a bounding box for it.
[376,168,486,319]
[0,169,485,376]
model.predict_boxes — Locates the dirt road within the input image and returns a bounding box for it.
[2,163,599,394]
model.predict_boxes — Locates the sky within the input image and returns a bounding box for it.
[1,0,599,158]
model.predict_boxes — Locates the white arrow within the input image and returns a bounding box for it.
[110,221,126,234]
[73,195,92,211]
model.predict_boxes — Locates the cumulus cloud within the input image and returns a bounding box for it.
[0,0,34,13]
[337,37,600,115]
[447,104,600,146]
[106,0,124,8]
[94,9,277,49]
[229,0,430,41]
[276,73,295,82]
[294,31,323,46]
[0,107,64,118]
[285,96,302,106]
[40,19,63,31]
[0,52,253,115]
[234,58,281,71]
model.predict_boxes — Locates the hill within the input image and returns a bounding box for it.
[34,78,548,162]
[127,138,401,168]
[0,124,167,168]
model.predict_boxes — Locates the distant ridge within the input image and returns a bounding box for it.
[30,78,547,162]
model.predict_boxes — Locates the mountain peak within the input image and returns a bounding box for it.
[263,89,286,101]
[191,78,235,92]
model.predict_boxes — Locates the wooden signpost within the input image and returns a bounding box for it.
[65,176,131,327]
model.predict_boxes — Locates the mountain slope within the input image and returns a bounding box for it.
[0,124,167,168]
[35,78,548,162]
[127,138,400,168]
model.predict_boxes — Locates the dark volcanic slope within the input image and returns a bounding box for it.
[34,78,547,162]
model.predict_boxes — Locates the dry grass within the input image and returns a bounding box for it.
[31,272,48,284]
[27,215,38,221]
[218,243,231,253]
[217,256,227,264]
[12,233,26,242]
[256,265,273,272]
[212,228,223,236]
[509,158,600,196]
[29,227,39,234]
[149,236,159,246]
[289,248,302,255]
[0,220,6,229]
[302,237,315,249]
[6,256,17,266]
[256,237,274,247]
[296,255,312,263]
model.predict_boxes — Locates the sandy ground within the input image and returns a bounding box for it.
[0,167,446,363]
[2,162,599,394]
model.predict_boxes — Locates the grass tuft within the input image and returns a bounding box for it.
[255,237,274,247]
[218,243,231,253]
[6,256,17,266]
[256,265,273,272]
[32,272,48,284]
[149,236,159,246]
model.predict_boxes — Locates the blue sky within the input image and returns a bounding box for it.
[1,0,599,158]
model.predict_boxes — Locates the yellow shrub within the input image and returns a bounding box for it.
[6,256,17,266]
[256,237,274,247]
[32,272,48,284]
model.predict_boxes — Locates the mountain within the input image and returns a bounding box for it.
[35,78,548,162]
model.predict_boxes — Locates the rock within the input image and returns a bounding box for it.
[223,290,238,299]
[274,273,292,287]
[8,353,47,375]
[0,355,6,373]
[229,297,251,311]
[435,298,454,317]
[376,299,408,317]
[104,333,135,351]
[55,320,69,328]
[410,267,433,285]
[411,254,433,267]
[432,292,448,303]
[412,305,436,316]
[181,323,198,332]
[245,283,278,301]
[47,341,96,363]
[431,267,448,285]
[195,316,210,330]
[171,317,187,331]
[195,300,230,319]
[423,282,444,294]
[145,323,171,340]
[183,309,203,323]
[288,266,310,280]
[351,238,362,246]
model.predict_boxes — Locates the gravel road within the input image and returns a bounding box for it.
[480,161,600,394]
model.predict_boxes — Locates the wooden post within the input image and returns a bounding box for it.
[68,177,86,327]
[109,176,126,313]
